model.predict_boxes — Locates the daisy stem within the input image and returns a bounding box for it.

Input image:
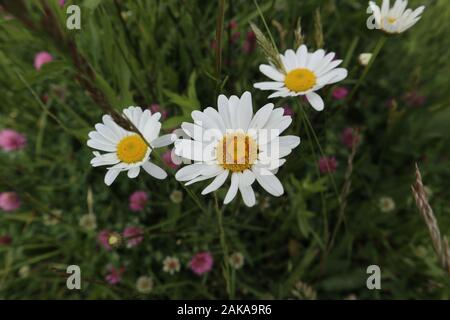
[348,35,387,101]
[297,100,340,202]
[215,0,226,81]
[213,192,233,299]
[298,102,329,244]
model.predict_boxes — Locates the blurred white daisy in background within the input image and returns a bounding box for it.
[379,196,396,213]
[163,256,181,275]
[368,0,425,34]
[169,190,183,204]
[18,265,30,279]
[136,276,153,294]
[79,213,97,231]
[174,92,300,207]
[87,106,175,185]
[228,252,245,270]
[254,45,347,111]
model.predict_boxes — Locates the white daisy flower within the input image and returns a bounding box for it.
[253,45,347,111]
[79,213,97,231]
[87,106,175,186]
[378,196,396,213]
[174,91,300,207]
[162,256,181,275]
[368,0,425,34]
[228,252,245,270]
[136,276,153,294]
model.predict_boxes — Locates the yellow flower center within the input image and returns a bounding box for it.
[387,17,397,24]
[216,132,258,172]
[117,135,148,164]
[284,68,317,92]
[108,233,122,247]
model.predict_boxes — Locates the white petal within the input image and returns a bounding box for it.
[127,166,140,178]
[228,95,240,130]
[90,152,119,167]
[142,162,167,180]
[175,163,208,181]
[103,115,127,138]
[224,173,239,204]
[218,95,232,128]
[253,81,284,91]
[104,169,121,186]
[138,109,151,132]
[204,107,226,133]
[279,135,301,149]
[238,91,253,130]
[248,103,274,130]
[151,134,176,148]
[181,122,204,141]
[268,90,290,99]
[174,139,212,161]
[307,49,325,71]
[259,64,285,82]
[317,59,343,77]
[143,120,161,143]
[87,139,116,152]
[306,92,324,111]
[94,124,118,143]
[281,50,296,71]
[239,169,255,187]
[88,131,115,147]
[314,52,336,75]
[253,167,284,196]
[317,68,348,86]
[381,0,390,17]
[239,186,256,207]
[296,45,308,68]
[201,170,229,195]
[285,49,298,69]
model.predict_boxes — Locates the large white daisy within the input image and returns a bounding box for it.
[174,92,300,207]
[253,45,347,111]
[368,0,425,34]
[88,106,175,186]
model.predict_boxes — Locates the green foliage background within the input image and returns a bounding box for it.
[0,0,449,299]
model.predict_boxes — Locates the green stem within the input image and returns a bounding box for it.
[215,0,226,82]
[348,35,387,101]
[298,103,329,244]
[214,193,232,299]
[297,100,340,201]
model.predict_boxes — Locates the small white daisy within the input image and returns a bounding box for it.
[79,214,97,231]
[174,91,300,207]
[379,196,396,213]
[136,276,153,294]
[368,0,425,34]
[87,106,175,186]
[169,190,183,204]
[254,44,347,111]
[162,256,181,275]
[228,252,245,270]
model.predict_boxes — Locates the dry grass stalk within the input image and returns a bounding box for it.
[271,19,287,50]
[412,163,450,275]
[250,23,285,73]
[294,18,304,48]
[313,8,324,49]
